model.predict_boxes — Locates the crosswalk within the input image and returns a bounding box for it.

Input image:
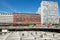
[0,31,60,40]
[6,32,20,40]
[0,32,11,40]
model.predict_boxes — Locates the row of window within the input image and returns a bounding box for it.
[43,20,59,24]
[15,15,40,21]
[0,13,12,15]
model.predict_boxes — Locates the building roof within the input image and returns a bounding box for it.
[13,13,39,15]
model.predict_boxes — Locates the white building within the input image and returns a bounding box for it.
[0,13,13,25]
[38,1,59,24]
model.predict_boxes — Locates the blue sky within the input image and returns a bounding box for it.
[0,0,60,15]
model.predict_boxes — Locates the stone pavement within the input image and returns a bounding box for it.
[0,31,60,40]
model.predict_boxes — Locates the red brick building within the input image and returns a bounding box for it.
[13,13,41,26]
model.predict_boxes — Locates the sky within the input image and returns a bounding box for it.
[0,0,60,15]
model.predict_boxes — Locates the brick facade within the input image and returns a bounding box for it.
[13,13,41,25]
